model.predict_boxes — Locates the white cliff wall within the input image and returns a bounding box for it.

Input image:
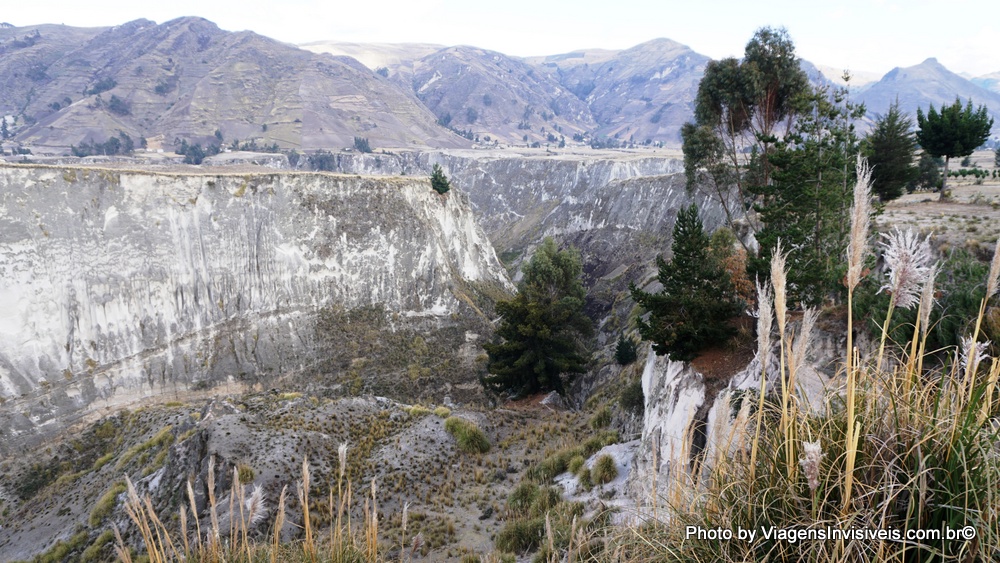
[0,166,511,447]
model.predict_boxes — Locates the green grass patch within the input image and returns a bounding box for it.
[89,481,126,526]
[444,416,490,454]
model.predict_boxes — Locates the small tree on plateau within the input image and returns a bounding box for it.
[482,238,593,396]
[430,163,451,194]
[916,98,993,193]
[630,203,744,361]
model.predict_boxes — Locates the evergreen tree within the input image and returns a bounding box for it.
[916,98,993,192]
[994,145,1000,168]
[630,203,744,361]
[749,85,864,305]
[430,164,451,194]
[863,100,919,201]
[483,239,592,396]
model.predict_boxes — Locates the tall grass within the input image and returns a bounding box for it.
[614,157,1000,562]
[114,448,385,563]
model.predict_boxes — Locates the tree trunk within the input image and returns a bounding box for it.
[941,155,950,199]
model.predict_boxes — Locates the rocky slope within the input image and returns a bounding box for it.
[0,164,512,453]
[0,18,466,152]
[531,39,710,145]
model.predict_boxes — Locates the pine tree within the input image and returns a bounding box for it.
[630,203,744,361]
[916,98,993,192]
[483,238,592,395]
[863,100,919,201]
[749,85,864,305]
[430,164,451,194]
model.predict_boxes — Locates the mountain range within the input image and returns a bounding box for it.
[1,17,998,153]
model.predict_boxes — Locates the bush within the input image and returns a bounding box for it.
[619,378,644,415]
[407,404,432,417]
[591,454,618,485]
[444,416,490,454]
[495,518,545,553]
[507,481,539,516]
[568,455,586,475]
[433,406,451,418]
[589,406,611,429]
[614,335,638,365]
[107,94,130,116]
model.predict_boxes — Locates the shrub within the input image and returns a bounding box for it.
[589,406,611,429]
[407,404,432,417]
[577,467,592,491]
[507,482,539,516]
[236,463,255,484]
[591,454,618,485]
[568,455,586,475]
[528,486,562,518]
[444,416,490,454]
[433,406,451,418]
[614,335,638,365]
[494,517,545,553]
[619,378,644,415]
[107,94,130,116]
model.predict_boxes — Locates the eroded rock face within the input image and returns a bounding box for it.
[0,165,512,451]
[629,321,846,513]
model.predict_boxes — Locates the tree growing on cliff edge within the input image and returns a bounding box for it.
[630,203,744,361]
[916,98,993,193]
[430,164,451,194]
[482,238,592,396]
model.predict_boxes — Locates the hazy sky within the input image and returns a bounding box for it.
[5,0,999,77]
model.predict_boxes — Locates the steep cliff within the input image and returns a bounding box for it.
[0,165,512,451]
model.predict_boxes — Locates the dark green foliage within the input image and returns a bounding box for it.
[71,130,134,157]
[994,145,1000,167]
[863,100,919,201]
[430,163,451,194]
[287,150,300,168]
[437,113,452,127]
[917,151,943,190]
[106,94,130,116]
[619,378,644,415]
[0,119,8,139]
[353,136,372,153]
[483,238,592,395]
[631,203,743,361]
[614,335,638,365]
[749,86,864,305]
[466,107,478,124]
[308,150,336,171]
[916,98,994,191]
[84,76,116,96]
[175,139,220,164]
[374,66,389,77]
